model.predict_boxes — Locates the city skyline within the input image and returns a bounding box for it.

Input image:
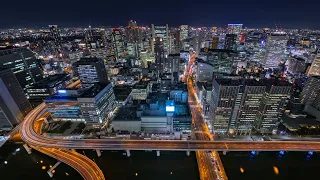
[1,3,320,179]
[1,0,320,29]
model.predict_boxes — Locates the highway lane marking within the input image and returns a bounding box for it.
[224,142,229,149]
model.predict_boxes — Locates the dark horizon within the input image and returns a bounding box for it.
[1,0,319,30]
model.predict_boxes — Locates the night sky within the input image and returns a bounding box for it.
[1,0,319,29]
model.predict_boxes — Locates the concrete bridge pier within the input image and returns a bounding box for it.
[47,161,61,177]
[96,149,102,157]
[157,150,160,157]
[23,144,32,154]
[223,150,227,155]
[126,150,131,157]
[186,150,190,156]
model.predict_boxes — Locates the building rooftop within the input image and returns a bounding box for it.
[196,58,213,66]
[45,83,111,100]
[28,74,69,89]
[214,78,291,87]
[73,57,102,65]
[133,81,149,89]
[200,48,236,54]
[113,106,140,121]
[281,114,320,131]
[113,85,132,101]
[80,83,110,98]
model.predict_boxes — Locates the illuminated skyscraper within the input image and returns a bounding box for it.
[49,25,62,50]
[180,25,188,41]
[308,52,320,76]
[0,47,43,94]
[152,24,169,55]
[112,28,125,60]
[72,57,108,86]
[210,79,291,134]
[300,76,320,106]
[125,20,143,57]
[210,79,240,133]
[256,80,291,133]
[224,34,237,51]
[236,85,265,134]
[205,49,235,75]
[263,32,288,69]
[227,24,243,35]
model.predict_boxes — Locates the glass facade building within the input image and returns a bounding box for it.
[112,28,125,60]
[0,47,43,94]
[205,49,235,75]
[0,69,32,129]
[263,32,288,69]
[72,57,108,86]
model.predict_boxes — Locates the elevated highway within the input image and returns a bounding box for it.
[20,103,320,152]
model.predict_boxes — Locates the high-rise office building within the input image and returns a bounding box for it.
[196,58,213,82]
[78,83,116,125]
[263,32,288,69]
[164,54,180,82]
[237,85,265,134]
[0,47,43,94]
[204,49,235,75]
[256,80,291,133]
[300,76,320,107]
[84,26,106,48]
[180,25,188,41]
[154,37,166,71]
[227,24,243,35]
[164,54,180,74]
[0,69,32,129]
[210,79,291,134]
[49,25,62,50]
[112,28,125,60]
[212,37,219,49]
[72,57,108,86]
[224,34,237,51]
[125,20,143,58]
[210,79,240,133]
[152,24,169,55]
[287,57,306,74]
[308,53,320,76]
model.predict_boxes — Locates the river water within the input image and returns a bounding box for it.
[1,142,320,180]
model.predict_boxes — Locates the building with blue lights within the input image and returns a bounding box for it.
[45,83,116,127]
[72,57,108,86]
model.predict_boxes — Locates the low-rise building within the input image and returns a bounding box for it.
[131,82,150,100]
[112,106,141,132]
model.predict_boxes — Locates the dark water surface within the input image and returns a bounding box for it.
[219,151,320,180]
[1,142,320,180]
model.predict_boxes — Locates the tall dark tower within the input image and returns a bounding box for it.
[224,34,237,51]
[49,25,62,50]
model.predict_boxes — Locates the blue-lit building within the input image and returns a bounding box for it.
[45,83,116,127]
[72,57,108,86]
[45,89,84,122]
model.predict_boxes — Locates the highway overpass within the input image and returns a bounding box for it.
[20,103,320,152]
